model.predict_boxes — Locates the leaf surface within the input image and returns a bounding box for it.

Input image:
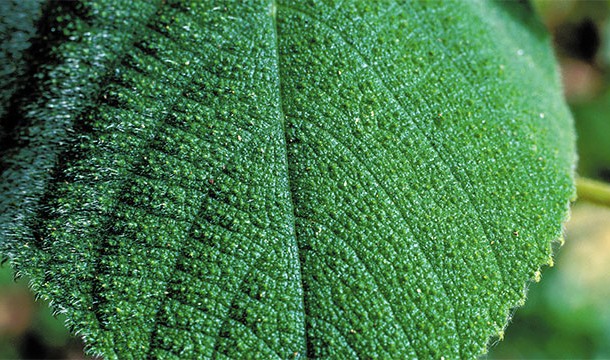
[0,1,575,358]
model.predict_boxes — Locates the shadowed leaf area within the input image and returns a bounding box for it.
[0,0,575,358]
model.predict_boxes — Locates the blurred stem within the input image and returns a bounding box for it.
[576,177,610,207]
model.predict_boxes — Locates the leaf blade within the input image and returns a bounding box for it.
[0,0,575,358]
[278,1,573,357]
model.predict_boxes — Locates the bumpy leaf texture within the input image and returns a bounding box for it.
[0,0,575,358]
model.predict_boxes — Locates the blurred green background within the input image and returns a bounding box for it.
[2,0,610,359]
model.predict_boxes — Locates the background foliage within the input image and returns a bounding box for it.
[0,0,607,358]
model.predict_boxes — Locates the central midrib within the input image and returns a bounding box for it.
[269,0,310,357]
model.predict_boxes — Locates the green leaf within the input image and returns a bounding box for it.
[0,0,44,143]
[0,0,575,358]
